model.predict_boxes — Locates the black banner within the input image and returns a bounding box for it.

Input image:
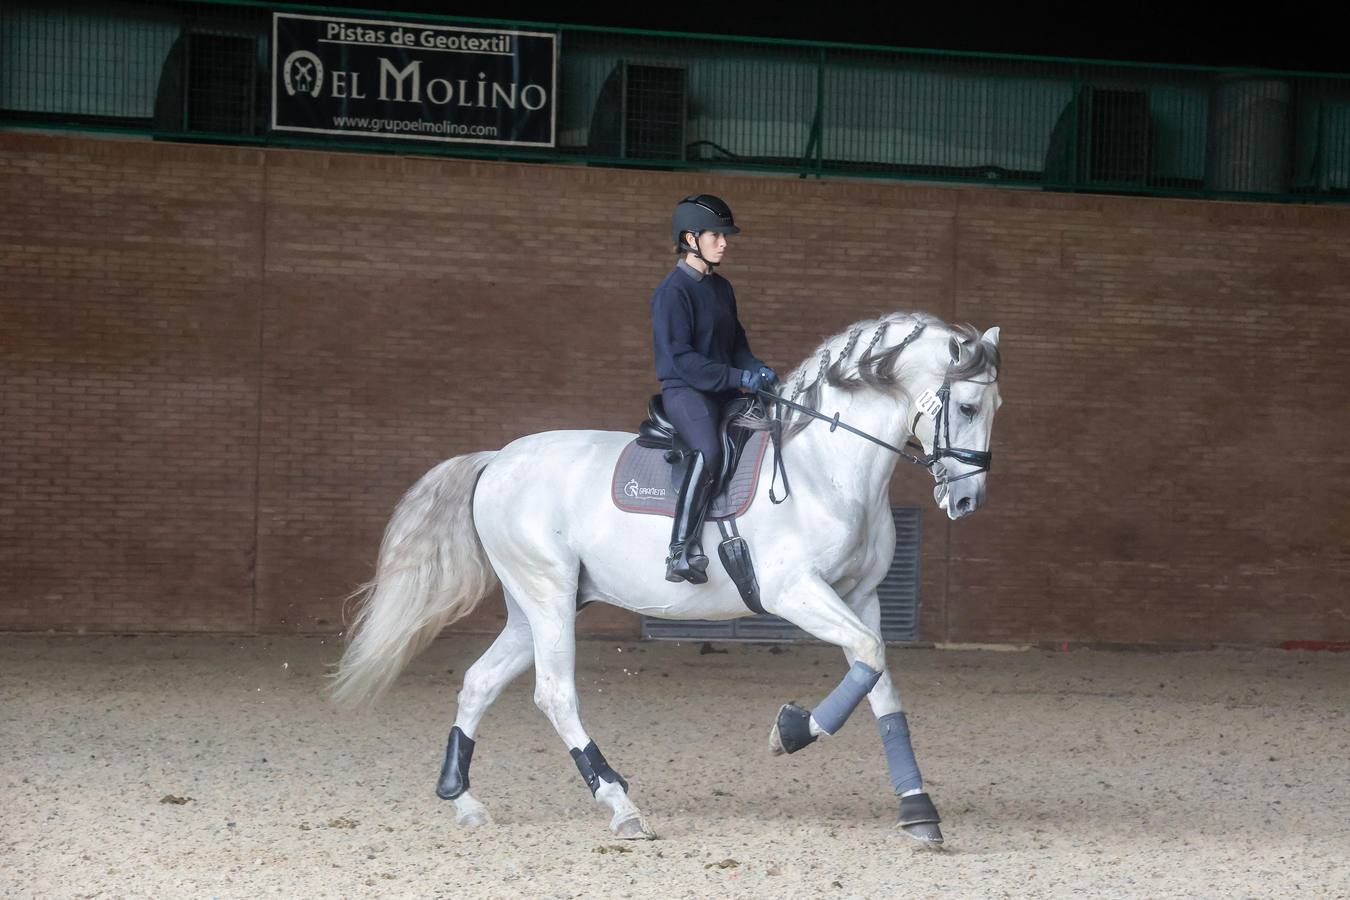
[271,13,556,148]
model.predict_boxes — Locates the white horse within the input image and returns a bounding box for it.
[333,311,1002,845]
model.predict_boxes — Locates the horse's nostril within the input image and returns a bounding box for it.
[957,496,974,513]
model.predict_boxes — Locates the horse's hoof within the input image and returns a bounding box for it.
[768,722,784,755]
[896,791,943,847]
[452,793,490,828]
[897,821,945,847]
[455,808,490,828]
[612,815,657,840]
[769,702,817,755]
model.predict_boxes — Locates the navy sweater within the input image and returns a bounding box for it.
[651,260,765,393]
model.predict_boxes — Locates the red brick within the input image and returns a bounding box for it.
[2,133,1348,646]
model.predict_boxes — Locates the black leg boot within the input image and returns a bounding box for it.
[682,466,716,582]
[665,451,714,584]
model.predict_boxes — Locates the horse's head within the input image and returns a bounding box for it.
[907,325,1002,520]
[764,314,1002,519]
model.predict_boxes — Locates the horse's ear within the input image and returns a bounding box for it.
[981,326,1001,347]
[948,336,961,363]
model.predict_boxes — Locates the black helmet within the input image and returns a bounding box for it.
[671,194,740,252]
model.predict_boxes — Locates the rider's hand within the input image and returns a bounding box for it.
[741,366,780,393]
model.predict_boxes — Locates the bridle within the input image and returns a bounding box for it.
[757,323,995,503]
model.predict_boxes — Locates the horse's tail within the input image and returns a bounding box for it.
[331,451,499,708]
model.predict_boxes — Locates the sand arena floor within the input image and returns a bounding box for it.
[2,634,1348,898]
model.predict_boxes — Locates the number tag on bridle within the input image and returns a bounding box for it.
[916,390,942,419]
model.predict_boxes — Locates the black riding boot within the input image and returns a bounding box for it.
[665,451,715,584]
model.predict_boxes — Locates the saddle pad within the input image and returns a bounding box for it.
[611,430,769,520]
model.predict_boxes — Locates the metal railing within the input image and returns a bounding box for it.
[3,0,1347,203]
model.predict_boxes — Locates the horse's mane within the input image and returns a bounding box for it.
[738,311,1000,440]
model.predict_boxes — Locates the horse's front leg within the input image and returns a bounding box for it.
[841,586,944,847]
[762,575,943,846]
[761,573,888,751]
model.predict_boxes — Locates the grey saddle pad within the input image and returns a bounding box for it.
[610,430,769,520]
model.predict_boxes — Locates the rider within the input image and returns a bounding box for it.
[650,194,778,584]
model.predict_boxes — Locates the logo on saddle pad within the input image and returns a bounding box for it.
[624,479,667,499]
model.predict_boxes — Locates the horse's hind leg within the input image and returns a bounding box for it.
[438,590,534,827]
[517,590,656,840]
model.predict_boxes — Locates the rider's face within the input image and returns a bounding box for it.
[694,230,728,264]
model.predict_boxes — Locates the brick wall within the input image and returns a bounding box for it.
[3,133,1347,644]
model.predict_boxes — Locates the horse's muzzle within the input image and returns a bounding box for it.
[938,479,984,520]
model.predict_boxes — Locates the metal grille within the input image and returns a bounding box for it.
[877,507,921,639]
[183,30,258,134]
[623,62,686,160]
[2,0,1347,202]
[587,61,687,161]
[642,507,922,643]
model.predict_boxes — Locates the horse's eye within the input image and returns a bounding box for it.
[959,403,978,418]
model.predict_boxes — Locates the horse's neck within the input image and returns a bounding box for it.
[787,384,913,507]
